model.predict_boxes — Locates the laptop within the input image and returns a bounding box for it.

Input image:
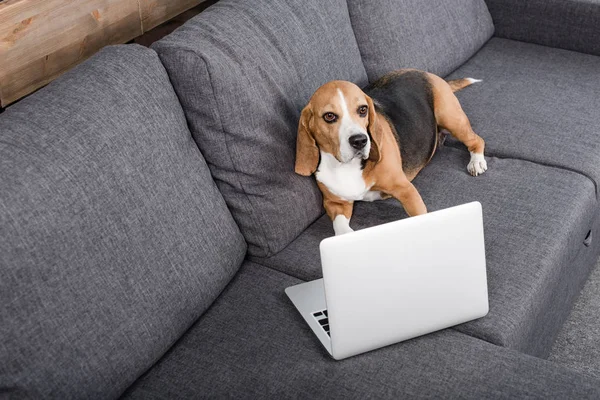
[285,201,488,360]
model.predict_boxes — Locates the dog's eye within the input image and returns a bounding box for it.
[358,105,368,117]
[323,112,337,123]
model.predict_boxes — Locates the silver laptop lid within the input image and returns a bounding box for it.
[320,201,488,360]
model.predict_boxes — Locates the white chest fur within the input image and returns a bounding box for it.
[316,152,379,202]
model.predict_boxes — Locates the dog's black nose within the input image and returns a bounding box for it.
[349,133,368,150]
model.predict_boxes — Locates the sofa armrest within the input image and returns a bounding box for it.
[485,0,600,56]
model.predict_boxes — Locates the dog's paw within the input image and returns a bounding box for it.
[467,152,487,176]
[333,215,354,235]
[337,227,354,236]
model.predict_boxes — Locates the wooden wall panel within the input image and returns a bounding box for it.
[0,0,205,107]
[141,0,203,32]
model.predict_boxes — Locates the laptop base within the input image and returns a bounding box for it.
[285,279,332,356]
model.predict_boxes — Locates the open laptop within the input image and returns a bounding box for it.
[285,201,488,360]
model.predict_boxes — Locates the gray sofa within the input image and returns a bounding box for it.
[2,0,600,398]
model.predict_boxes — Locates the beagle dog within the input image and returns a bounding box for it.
[295,69,486,235]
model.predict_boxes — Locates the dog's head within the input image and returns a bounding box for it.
[295,81,383,176]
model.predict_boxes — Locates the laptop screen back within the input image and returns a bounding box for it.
[320,202,488,360]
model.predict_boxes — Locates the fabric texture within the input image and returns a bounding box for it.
[446,38,600,193]
[122,262,600,399]
[550,232,600,379]
[0,45,246,399]
[251,147,598,357]
[485,0,600,57]
[347,0,494,82]
[152,0,368,258]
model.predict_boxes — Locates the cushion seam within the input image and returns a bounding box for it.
[243,259,304,282]
[344,0,370,83]
[444,144,599,200]
[247,256,310,282]
[490,35,600,58]
[488,153,598,200]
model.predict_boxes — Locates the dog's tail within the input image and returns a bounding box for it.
[446,78,482,93]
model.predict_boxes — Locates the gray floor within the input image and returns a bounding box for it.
[549,255,600,379]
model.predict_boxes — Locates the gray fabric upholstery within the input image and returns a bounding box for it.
[485,0,600,57]
[347,0,494,82]
[0,45,246,399]
[550,247,600,379]
[446,38,600,192]
[152,0,368,258]
[122,262,600,399]
[251,147,598,357]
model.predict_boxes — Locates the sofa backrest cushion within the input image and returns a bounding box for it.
[152,0,369,257]
[347,0,495,81]
[0,45,246,398]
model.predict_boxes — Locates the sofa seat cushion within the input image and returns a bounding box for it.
[122,262,600,399]
[250,147,597,357]
[152,0,369,258]
[0,45,246,398]
[446,38,600,193]
[347,0,494,81]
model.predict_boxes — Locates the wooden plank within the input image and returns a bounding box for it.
[0,0,142,106]
[140,0,204,32]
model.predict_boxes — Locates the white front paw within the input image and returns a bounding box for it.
[467,152,488,176]
[333,215,354,235]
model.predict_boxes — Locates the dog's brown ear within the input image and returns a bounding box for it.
[366,95,383,163]
[295,105,319,176]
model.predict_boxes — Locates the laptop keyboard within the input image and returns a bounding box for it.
[312,310,329,336]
